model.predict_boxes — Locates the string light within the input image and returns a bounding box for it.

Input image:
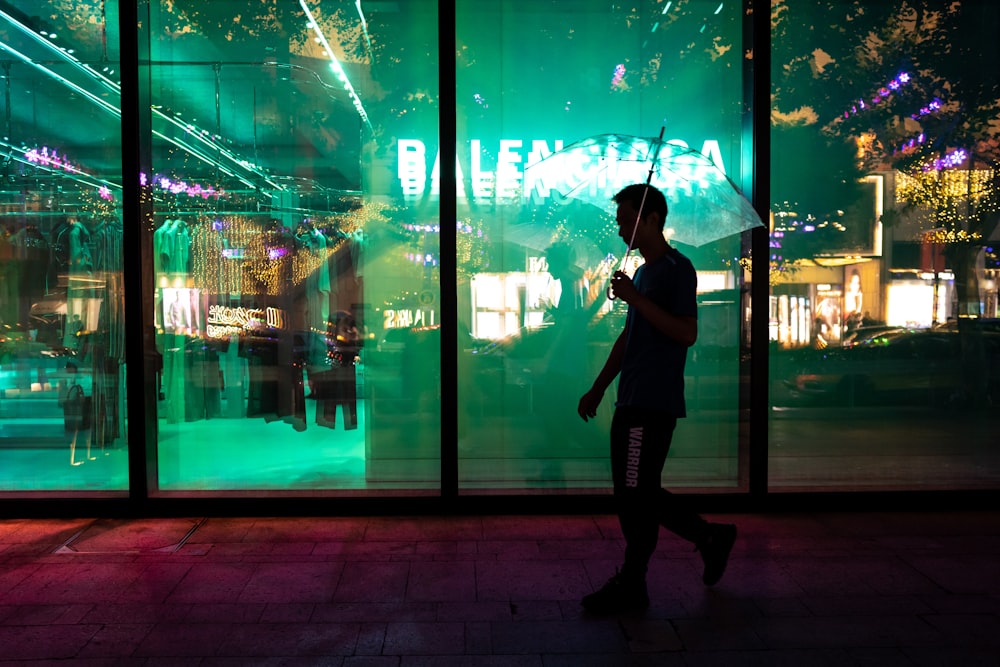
[911,98,943,119]
[896,168,994,203]
[892,132,926,156]
[896,167,1000,230]
[842,71,912,119]
[23,146,85,174]
[923,148,968,172]
[922,228,982,244]
[78,185,119,220]
[140,172,225,199]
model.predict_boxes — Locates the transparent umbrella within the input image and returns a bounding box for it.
[503,213,614,272]
[523,132,765,248]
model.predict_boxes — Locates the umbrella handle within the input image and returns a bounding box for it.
[605,252,628,301]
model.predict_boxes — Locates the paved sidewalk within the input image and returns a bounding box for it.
[0,511,998,665]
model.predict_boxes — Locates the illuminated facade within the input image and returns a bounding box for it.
[0,1,998,509]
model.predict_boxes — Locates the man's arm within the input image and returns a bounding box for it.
[610,270,697,347]
[578,329,626,421]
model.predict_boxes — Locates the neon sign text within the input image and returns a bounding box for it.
[206,304,286,339]
[397,137,728,203]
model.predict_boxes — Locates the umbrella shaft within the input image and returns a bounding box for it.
[619,182,650,272]
[609,125,665,299]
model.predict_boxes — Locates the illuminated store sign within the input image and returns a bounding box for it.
[397,137,727,202]
[206,304,286,339]
[383,309,435,329]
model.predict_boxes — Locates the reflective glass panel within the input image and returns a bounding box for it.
[0,1,128,492]
[147,0,439,493]
[769,1,1000,490]
[454,1,751,492]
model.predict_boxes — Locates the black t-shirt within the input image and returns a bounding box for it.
[616,247,698,416]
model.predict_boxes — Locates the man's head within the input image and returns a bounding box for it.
[613,184,668,231]
[545,240,578,279]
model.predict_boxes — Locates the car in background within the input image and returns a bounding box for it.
[933,318,1000,333]
[841,325,910,348]
[780,328,1000,407]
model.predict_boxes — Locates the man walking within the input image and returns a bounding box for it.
[577,183,737,614]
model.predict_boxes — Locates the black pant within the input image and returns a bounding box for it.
[610,406,709,577]
[312,367,358,430]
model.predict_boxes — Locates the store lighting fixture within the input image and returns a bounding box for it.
[0,8,284,192]
[0,38,121,117]
[299,0,373,133]
[355,0,374,59]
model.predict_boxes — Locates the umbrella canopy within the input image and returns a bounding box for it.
[524,133,765,247]
[503,214,614,273]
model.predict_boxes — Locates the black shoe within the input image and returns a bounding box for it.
[698,523,737,586]
[581,570,649,615]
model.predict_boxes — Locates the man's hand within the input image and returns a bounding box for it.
[578,388,603,421]
[610,271,638,303]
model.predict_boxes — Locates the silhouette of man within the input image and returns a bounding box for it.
[577,183,737,614]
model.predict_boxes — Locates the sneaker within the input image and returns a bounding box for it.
[581,570,649,615]
[698,523,737,586]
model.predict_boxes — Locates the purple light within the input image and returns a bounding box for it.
[923,148,968,172]
[98,186,113,201]
[268,248,289,260]
[892,132,929,155]
[23,146,81,173]
[911,98,943,119]
[140,172,224,199]
[24,148,220,201]
[406,252,439,266]
[842,72,912,119]
[611,64,626,90]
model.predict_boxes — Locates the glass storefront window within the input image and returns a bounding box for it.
[453,1,751,492]
[146,0,439,494]
[0,2,128,492]
[769,1,1000,490]
[6,1,998,505]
